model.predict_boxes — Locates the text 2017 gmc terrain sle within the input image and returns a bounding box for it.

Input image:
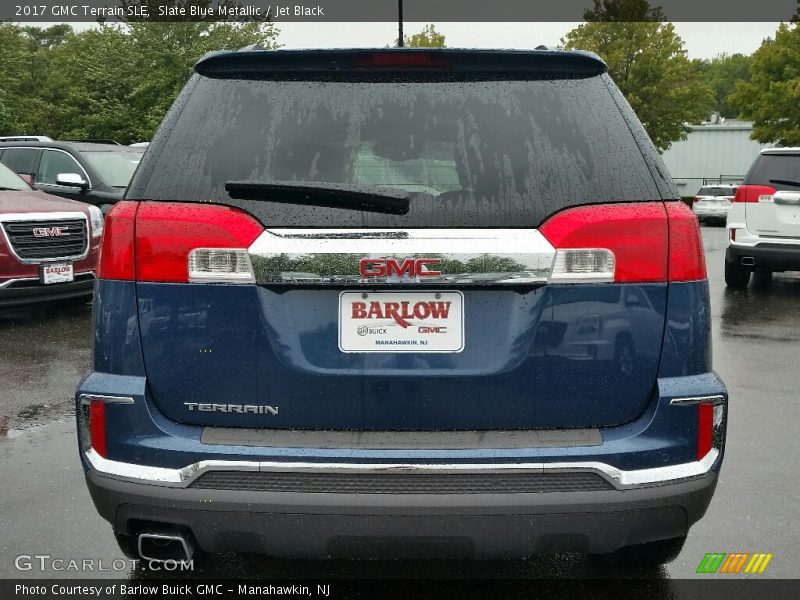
[77,49,727,567]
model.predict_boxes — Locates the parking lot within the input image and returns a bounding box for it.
[0,224,798,582]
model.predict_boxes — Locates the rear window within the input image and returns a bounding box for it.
[131,73,660,227]
[745,153,800,191]
[697,186,735,196]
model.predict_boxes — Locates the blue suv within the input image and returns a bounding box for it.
[77,49,727,567]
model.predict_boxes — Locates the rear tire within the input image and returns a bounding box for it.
[752,271,773,289]
[114,533,140,560]
[597,536,686,570]
[725,261,750,288]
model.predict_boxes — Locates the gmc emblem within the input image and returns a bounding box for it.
[359,257,442,278]
[32,226,68,238]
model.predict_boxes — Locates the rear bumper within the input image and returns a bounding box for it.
[726,243,800,272]
[693,205,729,219]
[86,463,717,559]
[0,274,95,307]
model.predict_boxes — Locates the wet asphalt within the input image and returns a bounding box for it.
[0,224,798,584]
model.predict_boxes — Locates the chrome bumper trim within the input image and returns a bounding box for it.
[84,448,719,491]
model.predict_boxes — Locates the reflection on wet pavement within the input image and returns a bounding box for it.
[0,302,91,435]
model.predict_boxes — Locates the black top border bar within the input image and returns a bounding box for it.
[3,0,798,23]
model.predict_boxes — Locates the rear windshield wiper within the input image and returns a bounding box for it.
[225,181,410,215]
[769,179,800,188]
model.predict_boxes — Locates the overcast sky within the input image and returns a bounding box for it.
[25,21,781,59]
[276,22,781,59]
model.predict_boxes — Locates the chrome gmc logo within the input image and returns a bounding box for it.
[359,257,441,278]
[32,226,68,238]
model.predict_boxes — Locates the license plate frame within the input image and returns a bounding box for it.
[41,263,74,284]
[338,291,465,353]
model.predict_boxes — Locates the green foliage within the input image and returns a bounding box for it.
[730,23,800,145]
[693,53,752,118]
[404,24,446,48]
[562,0,714,151]
[0,18,279,143]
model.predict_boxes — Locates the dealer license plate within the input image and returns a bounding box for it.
[338,291,464,353]
[41,263,74,284]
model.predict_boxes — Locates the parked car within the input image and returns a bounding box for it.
[77,48,727,568]
[692,184,737,224]
[725,148,800,288]
[0,141,144,213]
[0,160,102,308]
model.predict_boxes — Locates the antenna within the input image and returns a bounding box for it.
[398,0,404,47]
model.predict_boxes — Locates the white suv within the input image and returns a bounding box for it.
[692,185,737,224]
[726,148,800,288]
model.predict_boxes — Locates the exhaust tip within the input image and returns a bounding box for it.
[741,257,755,266]
[137,532,194,563]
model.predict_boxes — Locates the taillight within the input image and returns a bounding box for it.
[665,201,706,281]
[734,184,775,203]
[539,201,706,283]
[89,401,106,458]
[134,203,263,283]
[692,197,701,204]
[540,203,668,283]
[97,201,139,280]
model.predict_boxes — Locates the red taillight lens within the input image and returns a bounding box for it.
[89,401,106,458]
[135,203,263,283]
[666,201,706,281]
[351,52,450,69]
[697,403,713,460]
[97,201,139,280]
[734,184,775,203]
[692,197,700,204]
[540,202,668,283]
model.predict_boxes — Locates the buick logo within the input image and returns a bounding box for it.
[32,226,68,238]
[359,257,441,278]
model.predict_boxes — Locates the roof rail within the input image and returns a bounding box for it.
[0,135,53,142]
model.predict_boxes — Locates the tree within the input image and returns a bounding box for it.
[693,53,752,118]
[730,23,800,145]
[562,0,714,151]
[402,24,445,48]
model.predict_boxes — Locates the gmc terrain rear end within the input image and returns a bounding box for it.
[76,49,727,567]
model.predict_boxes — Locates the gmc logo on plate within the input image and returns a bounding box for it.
[359,258,441,278]
[32,226,68,238]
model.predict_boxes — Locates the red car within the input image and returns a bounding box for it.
[0,160,102,308]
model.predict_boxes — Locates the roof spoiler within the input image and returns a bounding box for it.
[194,48,608,78]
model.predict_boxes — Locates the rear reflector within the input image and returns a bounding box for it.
[135,203,263,283]
[734,184,776,203]
[696,403,726,461]
[89,401,106,458]
[351,52,450,69]
[97,201,139,280]
[665,201,707,281]
[540,203,668,283]
[188,248,255,283]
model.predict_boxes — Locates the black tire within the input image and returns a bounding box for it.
[114,533,141,560]
[613,336,635,377]
[752,271,773,289]
[598,537,686,570]
[725,261,750,288]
